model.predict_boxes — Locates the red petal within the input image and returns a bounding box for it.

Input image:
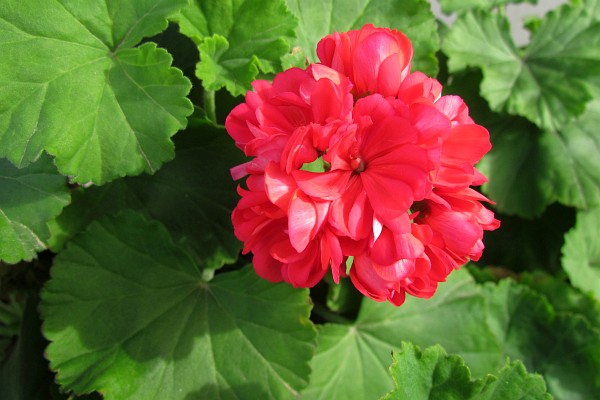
[292,169,350,200]
[264,162,297,210]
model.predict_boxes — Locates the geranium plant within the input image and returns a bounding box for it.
[1,1,599,399]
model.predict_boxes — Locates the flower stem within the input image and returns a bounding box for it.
[204,89,217,124]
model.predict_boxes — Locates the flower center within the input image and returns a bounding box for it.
[350,157,365,173]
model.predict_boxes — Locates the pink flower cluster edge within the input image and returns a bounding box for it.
[226,24,500,306]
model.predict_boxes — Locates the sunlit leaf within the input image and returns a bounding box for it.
[174,0,297,96]
[443,5,600,130]
[0,0,193,184]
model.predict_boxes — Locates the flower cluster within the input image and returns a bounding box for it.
[226,24,499,306]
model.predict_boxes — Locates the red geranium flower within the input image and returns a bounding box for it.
[226,24,499,306]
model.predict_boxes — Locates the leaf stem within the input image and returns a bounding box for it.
[204,89,217,124]
[312,302,351,324]
[497,5,505,17]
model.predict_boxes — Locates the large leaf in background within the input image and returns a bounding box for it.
[439,0,537,15]
[173,0,297,96]
[41,212,316,400]
[0,0,193,184]
[562,208,600,300]
[477,117,553,218]
[442,4,600,130]
[48,120,246,270]
[0,155,70,263]
[381,342,550,400]
[542,100,600,210]
[479,101,600,216]
[303,269,600,399]
[285,0,439,76]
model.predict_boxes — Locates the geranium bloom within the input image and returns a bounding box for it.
[226,24,499,306]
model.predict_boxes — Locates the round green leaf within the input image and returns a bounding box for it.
[41,212,316,399]
[0,155,70,263]
[0,0,194,184]
[442,5,600,130]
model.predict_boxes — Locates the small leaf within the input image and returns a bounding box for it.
[562,208,600,300]
[174,0,297,96]
[381,342,484,400]
[443,5,600,130]
[0,155,70,263]
[0,0,193,184]
[381,342,551,400]
[285,0,439,76]
[41,212,317,399]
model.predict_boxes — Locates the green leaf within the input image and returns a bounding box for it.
[381,342,551,400]
[0,0,193,184]
[174,0,297,96]
[479,100,600,216]
[285,0,439,76]
[477,117,553,218]
[542,100,600,210]
[482,280,600,400]
[520,271,600,330]
[41,212,316,399]
[49,120,246,270]
[562,208,600,300]
[303,270,600,399]
[439,0,537,15]
[0,155,70,263]
[302,270,500,400]
[381,342,485,400]
[442,5,600,130]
